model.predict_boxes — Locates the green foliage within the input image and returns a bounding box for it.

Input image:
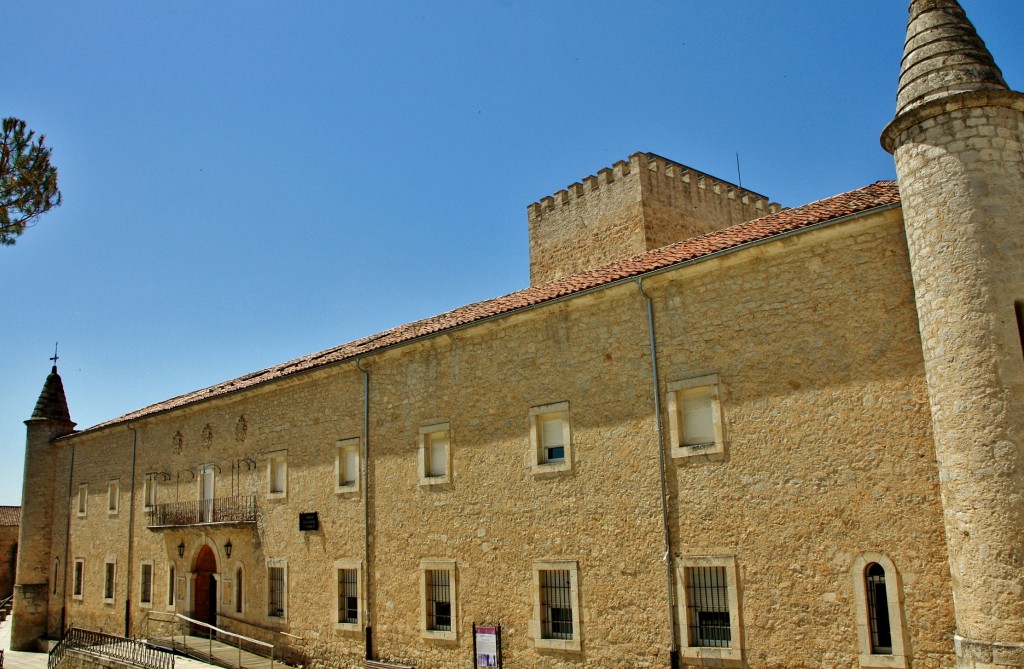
[1,117,62,246]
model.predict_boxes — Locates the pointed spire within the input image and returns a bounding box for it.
[895,0,1008,117]
[30,365,72,423]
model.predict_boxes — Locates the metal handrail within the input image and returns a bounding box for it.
[147,611,274,669]
[148,495,256,528]
[49,627,174,669]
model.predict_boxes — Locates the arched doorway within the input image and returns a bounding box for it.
[192,545,218,626]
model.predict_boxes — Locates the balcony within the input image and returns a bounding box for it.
[147,495,256,529]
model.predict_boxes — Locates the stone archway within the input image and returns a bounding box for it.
[192,544,218,626]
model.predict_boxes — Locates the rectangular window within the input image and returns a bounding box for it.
[668,375,725,460]
[77,484,88,517]
[686,566,730,647]
[338,569,358,624]
[144,475,159,509]
[73,559,84,600]
[268,451,287,498]
[140,563,153,605]
[108,480,119,514]
[531,561,581,651]
[419,560,457,640]
[426,570,452,631]
[235,567,244,614]
[540,569,573,640]
[167,565,176,608]
[530,402,572,474]
[418,423,451,485]
[267,563,286,619]
[104,559,116,603]
[676,556,743,662]
[1016,301,1024,361]
[335,438,360,493]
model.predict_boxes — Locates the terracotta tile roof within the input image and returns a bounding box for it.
[77,181,900,436]
[0,506,21,526]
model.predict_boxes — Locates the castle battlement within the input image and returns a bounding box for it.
[527,151,781,285]
[528,152,781,220]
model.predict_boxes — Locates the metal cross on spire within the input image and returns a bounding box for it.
[49,341,59,367]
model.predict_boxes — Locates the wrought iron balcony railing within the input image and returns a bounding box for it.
[147,495,256,528]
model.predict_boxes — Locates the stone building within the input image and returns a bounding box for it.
[0,506,20,600]
[12,2,1024,668]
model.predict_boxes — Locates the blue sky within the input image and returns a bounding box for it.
[2,1,1023,505]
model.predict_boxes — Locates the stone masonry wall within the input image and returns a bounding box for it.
[55,206,955,669]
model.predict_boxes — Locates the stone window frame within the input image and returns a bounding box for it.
[77,484,88,518]
[139,560,154,607]
[419,559,458,641]
[143,474,159,510]
[667,374,726,462]
[529,402,573,476]
[418,422,452,487]
[334,437,361,495]
[676,555,743,664]
[266,558,288,622]
[530,560,582,652]
[72,558,85,600]
[852,553,909,669]
[103,556,117,604]
[333,559,362,632]
[108,479,120,515]
[267,450,288,500]
[167,563,176,610]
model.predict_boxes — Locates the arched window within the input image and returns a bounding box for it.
[852,553,908,668]
[235,566,243,614]
[865,563,892,654]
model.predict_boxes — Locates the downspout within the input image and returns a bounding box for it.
[61,443,76,636]
[637,277,679,669]
[355,358,373,661]
[125,424,138,637]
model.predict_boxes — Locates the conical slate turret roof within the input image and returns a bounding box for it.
[31,366,72,422]
[895,0,1008,117]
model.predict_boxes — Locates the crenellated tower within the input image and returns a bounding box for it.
[12,365,75,650]
[527,152,780,285]
[882,1,1024,666]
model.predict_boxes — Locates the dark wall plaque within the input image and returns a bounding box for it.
[299,512,319,531]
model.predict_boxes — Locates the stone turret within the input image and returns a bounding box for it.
[12,366,75,650]
[882,2,1024,667]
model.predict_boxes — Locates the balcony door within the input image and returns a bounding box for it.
[199,466,215,523]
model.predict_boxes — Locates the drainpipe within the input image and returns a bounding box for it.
[637,277,679,669]
[125,424,139,637]
[61,443,76,636]
[355,358,372,661]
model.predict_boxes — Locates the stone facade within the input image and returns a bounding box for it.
[14,2,1024,669]
[0,507,20,600]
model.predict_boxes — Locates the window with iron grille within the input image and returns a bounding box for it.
[338,568,359,625]
[140,563,153,605]
[865,563,893,654]
[425,569,452,631]
[104,560,116,602]
[685,566,731,647]
[540,569,574,640]
[73,559,84,599]
[268,565,285,617]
